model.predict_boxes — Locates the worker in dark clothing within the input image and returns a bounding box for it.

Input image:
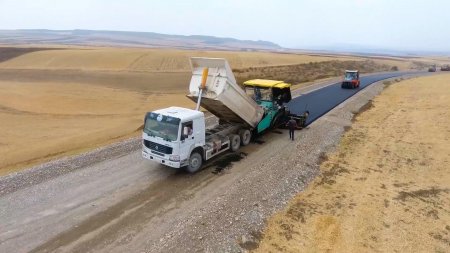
[287,118,297,140]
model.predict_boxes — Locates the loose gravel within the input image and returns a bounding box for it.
[0,138,141,196]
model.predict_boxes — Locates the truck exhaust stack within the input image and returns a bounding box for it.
[195,67,209,111]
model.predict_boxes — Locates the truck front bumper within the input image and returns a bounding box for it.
[142,150,182,168]
[341,81,354,88]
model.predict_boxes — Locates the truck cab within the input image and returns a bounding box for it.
[243,79,292,132]
[342,70,360,89]
[142,107,206,169]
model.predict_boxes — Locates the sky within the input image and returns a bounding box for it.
[0,0,449,52]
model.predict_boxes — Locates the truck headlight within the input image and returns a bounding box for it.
[169,155,180,162]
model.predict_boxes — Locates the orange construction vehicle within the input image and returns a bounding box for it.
[341,70,360,89]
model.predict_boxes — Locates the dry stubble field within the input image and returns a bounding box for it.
[254,74,450,253]
[0,46,439,174]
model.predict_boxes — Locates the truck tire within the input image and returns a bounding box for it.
[230,134,241,152]
[239,129,251,146]
[186,152,202,173]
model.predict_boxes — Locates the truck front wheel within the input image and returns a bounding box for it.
[186,152,203,173]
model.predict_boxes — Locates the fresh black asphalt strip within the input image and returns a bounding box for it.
[287,72,423,126]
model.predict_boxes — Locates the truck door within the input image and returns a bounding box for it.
[180,121,195,161]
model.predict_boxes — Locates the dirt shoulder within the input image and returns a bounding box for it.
[255,74,450,252]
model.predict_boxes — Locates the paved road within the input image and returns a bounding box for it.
[287,71,423,125]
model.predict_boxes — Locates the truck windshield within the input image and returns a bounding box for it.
[344,72,357,80]
[245,86,272,101]
[144,113,180,142]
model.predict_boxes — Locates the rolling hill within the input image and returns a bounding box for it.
[0,29,282,51]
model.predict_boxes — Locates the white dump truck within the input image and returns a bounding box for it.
[142,57,307,172]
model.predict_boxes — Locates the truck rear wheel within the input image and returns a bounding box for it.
[186,152,202,173]
[239,129,251,146]
[230,134,241,152]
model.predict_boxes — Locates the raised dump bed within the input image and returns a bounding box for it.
[187,57,264,128]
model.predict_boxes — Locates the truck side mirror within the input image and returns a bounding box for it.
[182,126,189,140]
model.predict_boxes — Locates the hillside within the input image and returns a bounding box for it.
[0,29,281,51]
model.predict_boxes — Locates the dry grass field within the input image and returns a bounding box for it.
[254,74,450,253]
[0,46,445,174]
[0,47,362,72]
[234,59,393,85]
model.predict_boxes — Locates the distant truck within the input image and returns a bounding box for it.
[142,58,308,173]
[428,65,437,72]
[441,65,450,71]
[341,70,360,89]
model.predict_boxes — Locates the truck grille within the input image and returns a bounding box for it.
[143,140,173,154]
